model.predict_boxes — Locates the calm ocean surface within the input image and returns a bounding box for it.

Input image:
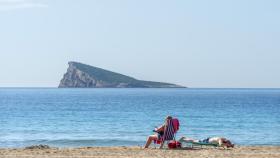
[0,88,279,147]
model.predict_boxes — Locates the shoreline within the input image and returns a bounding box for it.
[0,145,280,158]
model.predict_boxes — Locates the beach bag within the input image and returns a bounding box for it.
[172,118,180,132]
[168,140,181,149]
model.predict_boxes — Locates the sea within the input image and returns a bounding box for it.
[0,88,279,147]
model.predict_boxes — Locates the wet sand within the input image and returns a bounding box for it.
[0,146,279,158]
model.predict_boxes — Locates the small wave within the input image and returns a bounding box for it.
[0,139,145,148]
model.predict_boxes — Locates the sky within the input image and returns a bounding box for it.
[0,0,279,88]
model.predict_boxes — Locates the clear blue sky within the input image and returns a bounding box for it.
[0,0,279,88]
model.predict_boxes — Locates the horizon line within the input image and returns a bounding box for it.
[0,87,279,89]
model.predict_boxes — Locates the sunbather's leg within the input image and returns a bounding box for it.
[179,137,199,143]
[144,135,158,148]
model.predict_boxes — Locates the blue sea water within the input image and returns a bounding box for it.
[0,88,279,147]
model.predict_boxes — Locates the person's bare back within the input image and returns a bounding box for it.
[208,137,234,148]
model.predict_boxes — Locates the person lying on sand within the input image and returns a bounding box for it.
[144,116,172,148]
[179,136,234,148]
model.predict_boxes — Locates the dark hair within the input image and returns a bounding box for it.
[166,115,172,120]
[225,140,234,148]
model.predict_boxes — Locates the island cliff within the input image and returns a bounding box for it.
[58,62,185,88]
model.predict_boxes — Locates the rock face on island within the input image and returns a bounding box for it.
[59,62,185,88]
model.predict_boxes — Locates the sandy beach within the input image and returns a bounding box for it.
[0,146,279,158]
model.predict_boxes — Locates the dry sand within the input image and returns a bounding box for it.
[0,146,279,158]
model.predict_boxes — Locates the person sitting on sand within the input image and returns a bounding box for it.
[179,136,234,148]
[144,116,172,148]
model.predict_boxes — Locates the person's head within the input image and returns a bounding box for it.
[165,115,172,121]
[223,139,234,148]
[164,115,172,124]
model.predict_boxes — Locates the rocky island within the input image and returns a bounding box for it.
[59,62,185,88]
